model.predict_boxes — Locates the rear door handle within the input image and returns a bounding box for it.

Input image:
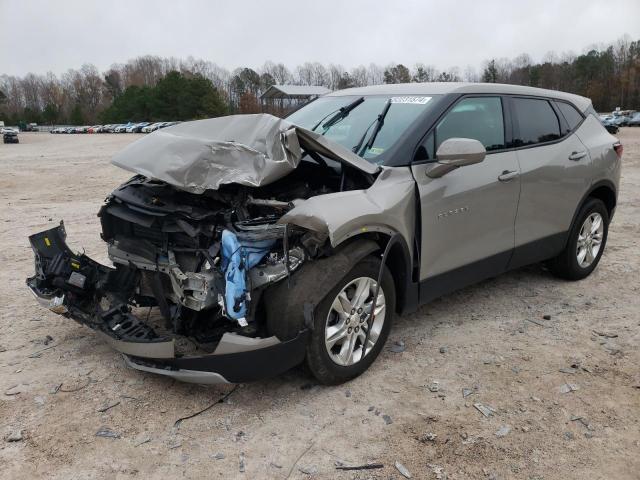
[498,170,519,182]
[568,150,587,161]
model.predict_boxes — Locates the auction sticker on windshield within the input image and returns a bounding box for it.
[390,96,432,104]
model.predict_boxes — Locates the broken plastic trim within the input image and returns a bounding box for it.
[124,330,309,384]
[26,222,310,383]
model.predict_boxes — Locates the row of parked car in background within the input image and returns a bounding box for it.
[50,121,180,134]
[599,110,640,133]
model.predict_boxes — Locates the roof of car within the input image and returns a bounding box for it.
[327,82,591,111]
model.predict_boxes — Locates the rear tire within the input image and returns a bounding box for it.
[306,256,395,385]
[548,198,609,280]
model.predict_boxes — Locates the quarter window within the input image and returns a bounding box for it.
[435,97,505,152]
[556,101,583,133]
[513,98,561,146]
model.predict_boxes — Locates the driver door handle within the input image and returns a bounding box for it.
[568,150,587,161]
[498,170,519,182]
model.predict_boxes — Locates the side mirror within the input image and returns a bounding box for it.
[426,138,486,178]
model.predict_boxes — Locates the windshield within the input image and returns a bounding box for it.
[287,95,440,164]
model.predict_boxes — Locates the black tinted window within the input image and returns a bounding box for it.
[557,102,583,133]
[415,132,435,161]
[436,97,505,151]
[513,98,561,146]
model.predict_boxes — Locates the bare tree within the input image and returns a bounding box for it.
[366,63,385,85]
[349,65,368,87]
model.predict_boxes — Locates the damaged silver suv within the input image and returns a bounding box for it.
[27,83,622,385]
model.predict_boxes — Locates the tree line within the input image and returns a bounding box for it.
[1,35,638,125]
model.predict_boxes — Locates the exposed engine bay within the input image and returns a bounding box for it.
[27,158,373,359]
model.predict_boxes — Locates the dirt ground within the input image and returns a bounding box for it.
[1,130,638,480]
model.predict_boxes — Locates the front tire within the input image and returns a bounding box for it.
[306,256,395,385]
[548,198,609,280]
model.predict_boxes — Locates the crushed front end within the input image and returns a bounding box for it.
[25,114,387,384]
[25,173,344,383]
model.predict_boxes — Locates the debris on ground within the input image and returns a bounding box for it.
[97,400,120,413]
[4,385,22,396]
[390,340,406,353]
[559,383,579,394]
[543,314,552,320]
[345,390,351,398]
[428,381,440,392]
[462,388,475,398]
[5,430,24,442]
[298,465,318,475]
[59,378,90,393]
[95,427,120,439]
[395,460,412,478]
[27,344,57,358]
[559,367,578,374]
[34,395,45,406]
[474,402,497,417]
[495,425,511,437]
[427,463,446,479]
[527,318,546,327]
[173,385,238,428]
[239,452,246,473]
[593,330,618,338]
[418,413,439,423]
[439,346,448,354]
[417,432,437,443]
[382,414,393,425]
[133,434,151,447]
[335,463,384,471]
[49,383,62,394]
[211,452,225,460]
[570,415,595,430]
[168,439,182,449]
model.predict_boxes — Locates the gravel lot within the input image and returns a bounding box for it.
[1,131,639,479]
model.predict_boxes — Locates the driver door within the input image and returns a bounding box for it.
[410,96,521,301]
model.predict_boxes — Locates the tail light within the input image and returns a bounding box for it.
[614,142,623,159]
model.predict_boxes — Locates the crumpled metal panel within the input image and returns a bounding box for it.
[279,166,416,253]
[111,114,378,193]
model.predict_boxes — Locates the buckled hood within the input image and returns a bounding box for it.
[111,114,379,194]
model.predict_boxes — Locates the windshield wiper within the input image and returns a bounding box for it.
[353,99,392,156]
[311,97,364,132]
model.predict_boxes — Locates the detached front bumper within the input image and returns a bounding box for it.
[26,222,308,384]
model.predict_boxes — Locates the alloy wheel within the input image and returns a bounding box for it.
[576,212,604,268]
[324,276,386,366]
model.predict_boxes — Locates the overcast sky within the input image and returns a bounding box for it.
[1,0,639,77]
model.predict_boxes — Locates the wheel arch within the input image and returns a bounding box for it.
[333,232,418,315]
[587,181,617,218]
[564,180,617,249]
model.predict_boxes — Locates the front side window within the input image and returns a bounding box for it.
[435,97,505,152]
[513,98,561,146]
[287,95,441,165]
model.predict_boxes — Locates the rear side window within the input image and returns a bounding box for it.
[556,101,583,133]
[435,97,505,151]
[512,98,561,146]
